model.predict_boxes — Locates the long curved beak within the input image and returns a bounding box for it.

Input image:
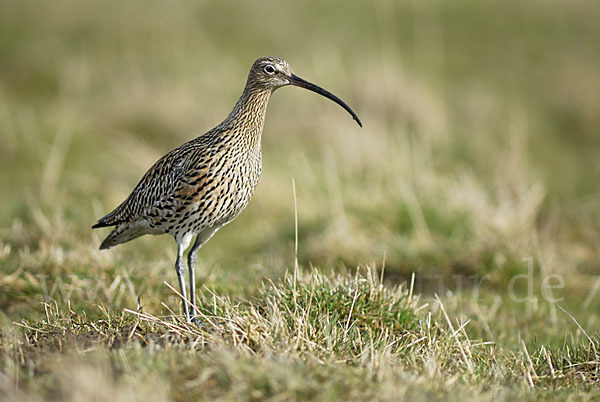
[289,74,362,127]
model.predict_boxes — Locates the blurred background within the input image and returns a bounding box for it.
[1,0,599,321]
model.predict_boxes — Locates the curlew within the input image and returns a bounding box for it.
[93,56,361,322]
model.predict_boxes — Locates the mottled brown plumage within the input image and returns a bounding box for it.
[93,56,361,322]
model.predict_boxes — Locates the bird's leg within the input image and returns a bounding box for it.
[187,236,202,322]
[186,228,218,324]
[175,243,191,322]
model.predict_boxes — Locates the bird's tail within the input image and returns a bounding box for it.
[97,222,146,250]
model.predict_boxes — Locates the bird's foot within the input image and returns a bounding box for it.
[187,315,206,328]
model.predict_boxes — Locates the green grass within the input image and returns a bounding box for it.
[1,0,600,400]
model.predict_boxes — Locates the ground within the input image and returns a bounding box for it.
[1,0,600,400]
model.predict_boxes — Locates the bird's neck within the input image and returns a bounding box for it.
[223,86,272,148]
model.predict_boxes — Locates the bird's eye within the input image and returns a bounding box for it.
[263,65,276,75]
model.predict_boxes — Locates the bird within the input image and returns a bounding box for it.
[92,56,362,323]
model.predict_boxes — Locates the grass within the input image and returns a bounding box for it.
[3,269,600,400]
[1,0,600,400]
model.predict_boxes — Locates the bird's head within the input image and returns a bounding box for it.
[248,56,294,89]
[247,56,362,127]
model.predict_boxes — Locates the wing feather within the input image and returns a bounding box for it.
[92,142,206,228]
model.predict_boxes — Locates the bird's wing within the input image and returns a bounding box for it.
[92,142,206,228]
